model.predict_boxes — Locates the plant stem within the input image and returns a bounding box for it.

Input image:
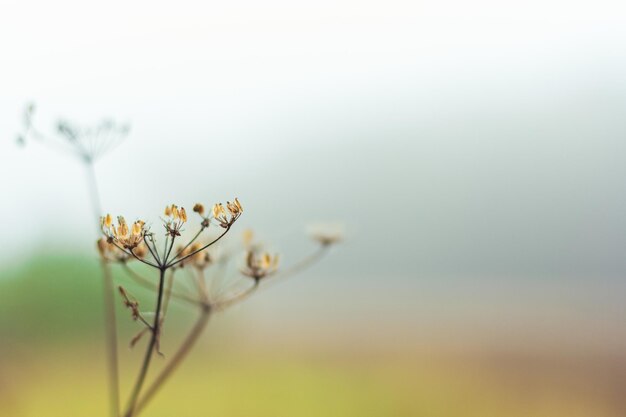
[121,263,201,306]
[124,267,167,417]
[101,260,121,417]
[134,306,211,416]
[166,227,230,268]
[134,281,262,415]
[85,161,120,417]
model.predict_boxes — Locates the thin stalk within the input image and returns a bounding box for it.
[110,242,159,269]
[171,227,205,260]
[279,244,329,279]
[124,268,167,417]
[259,245,330,293]
[141,236,162,267]
[215,280,259,310]
[101,260,120,417]
[163,235,176,265]
[121,263,202,306]
[134,281,260,415]
[134,306,211,415]
[166,227,230,268]
[131,236,329,416]
[161,235,170,264]
[85,162,120,417]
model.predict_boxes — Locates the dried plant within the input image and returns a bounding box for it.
[17,103,130,417]
[99,202,337,417]
[17,104,339,417]
[17,103,130,163]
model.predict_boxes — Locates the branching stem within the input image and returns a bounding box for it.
[124,268,167,417]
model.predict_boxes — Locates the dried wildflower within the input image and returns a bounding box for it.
[101,215,146,250]
[241,250,279,281]
[163,204,187,237]
[16,103,130,163]
[213,198,243,228]
[94,200,338,417]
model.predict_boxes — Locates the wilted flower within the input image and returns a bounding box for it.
[213,198,243,228]
[163,204,187,236]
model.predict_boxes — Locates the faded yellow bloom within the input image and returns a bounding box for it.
[101,214,146,249]
[213,198,243,228]
[163,203,187,236]
[226,200,242,217]
[212,203,225,219]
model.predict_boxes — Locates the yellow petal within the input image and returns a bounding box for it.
[234,198,243,212]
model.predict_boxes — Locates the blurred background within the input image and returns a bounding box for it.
[2,0,626,416]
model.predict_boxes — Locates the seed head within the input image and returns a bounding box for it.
[163,203,187,236]
[213,198,243,228]
[101,214,146,249]
[193,203,205,216]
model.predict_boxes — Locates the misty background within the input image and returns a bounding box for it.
[2,0,626,355]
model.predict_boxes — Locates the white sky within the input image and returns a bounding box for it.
[2,0,626,258]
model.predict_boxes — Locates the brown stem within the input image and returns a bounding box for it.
[121,263,202,306]
[171,226,205,260]
[124,268,167,417]
[134,306,211,415]
[166,227,231,268]
[101,260,121,417]
[131,241,329,416]
[134,280,260,415]
[214,280,258,310]
[85,162,120,417]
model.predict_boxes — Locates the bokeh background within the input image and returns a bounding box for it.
[2,1,626,416]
